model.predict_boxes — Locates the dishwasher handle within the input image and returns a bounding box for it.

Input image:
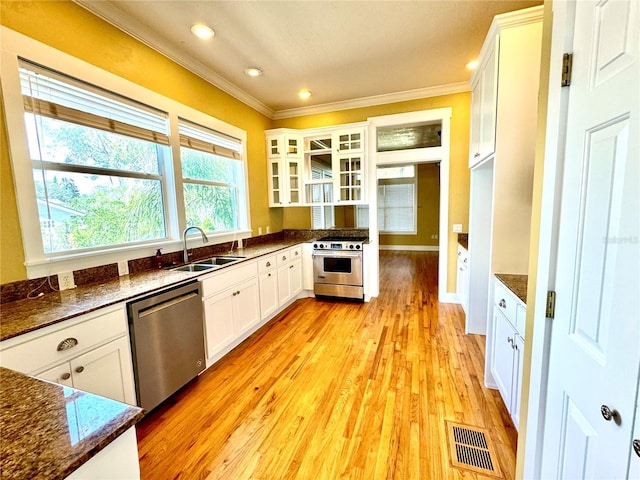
[137,291,199,318]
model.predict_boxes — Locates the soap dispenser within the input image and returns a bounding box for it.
[155,248,163,269]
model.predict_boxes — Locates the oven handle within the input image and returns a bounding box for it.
[312,252,363,258]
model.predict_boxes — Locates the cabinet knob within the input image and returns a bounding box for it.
[600,404,619,422]
[75,366,84,374]
[295,251,299,256]
[474,152,480,158]
[266,261,271,267]
[633,439,640,458]
[507,337,513,345]
[60,372,71,380]
[499,299,507,308]
[57,337,79,351]
[268,273,271,277]
[290,265,294,269]
[282,256,287,260]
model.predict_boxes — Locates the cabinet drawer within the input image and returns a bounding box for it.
[201,261,258,297]
[289,245,302,261]
[494,280,517,327]
[276,249,291,266]
[0,307,127,374]
[257,255,277,274]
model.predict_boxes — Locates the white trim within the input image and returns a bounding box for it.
[368,107,452,304]
[379,245,439,252]
[274,83,469,120]
[0,26,251,278]
[522,1,572,478]
[73,0,274,119]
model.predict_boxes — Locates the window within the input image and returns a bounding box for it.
[1,45,249,275]
[21,61,169,254]
[179,119,245,232]
[377,165,416,233]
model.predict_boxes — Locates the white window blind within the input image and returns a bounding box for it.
[178,118,242,160]
[377,165,416,233]
[20,59,169,145]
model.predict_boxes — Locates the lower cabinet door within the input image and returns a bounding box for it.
[491,310,516,414]
[277,264,292,305]
[233,278,260,335]
[69,336,136,405]
[259,271,279,319]
[203,291,235,359]
[290,260,303,297]
[511,334,524,430]
[39,363,74,388]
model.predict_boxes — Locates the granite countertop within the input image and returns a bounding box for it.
[0,367,144,480]
[495,273,528,304]
[0,239,306,342]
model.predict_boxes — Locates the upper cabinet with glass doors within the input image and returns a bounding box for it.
[266,133,303,206]
[266,125,366,207]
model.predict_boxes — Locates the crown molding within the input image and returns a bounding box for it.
[272,82,471,120]
[73,0,275,119]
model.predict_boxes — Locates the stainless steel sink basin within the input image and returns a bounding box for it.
[172,263,216,272]
[198,256,245,266]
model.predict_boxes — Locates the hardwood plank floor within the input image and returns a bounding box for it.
[136,251,517,479]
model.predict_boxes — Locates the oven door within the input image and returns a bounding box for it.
[313,250,363,286]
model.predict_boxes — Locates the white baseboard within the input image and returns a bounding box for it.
[379,245,439,251]
[438,292,460,304]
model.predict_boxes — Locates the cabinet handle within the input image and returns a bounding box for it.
[633,439,640,458]
[600,404,619,422]
[507,337,513,345]
[282,256,287,260]
[464,258,468,264]
[75,366,84,374]
[295,251,299,256]
[60,372,71,380]
[236,291,240,295]
[290,265,294,269]
[266,261,271,267]
[499,299,507,308]
[474,152,480,158]
[268,273,271,277]
[57,337,79,351]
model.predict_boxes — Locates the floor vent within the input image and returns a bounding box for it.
[446,421,502,477]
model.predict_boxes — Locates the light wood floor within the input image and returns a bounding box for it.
[136,251,517,479]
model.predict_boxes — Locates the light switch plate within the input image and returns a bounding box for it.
[453,224,463,233]
[117,261,129,276]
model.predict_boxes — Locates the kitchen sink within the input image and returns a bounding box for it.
[198,256,245,266]
[172,264,216,272]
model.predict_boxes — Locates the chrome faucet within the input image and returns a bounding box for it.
[182,226,209,263]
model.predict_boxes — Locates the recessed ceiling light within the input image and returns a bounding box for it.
[191,24,215,40]
[244,68,263,77]
[466,60,479,70]
[298,90,312,100]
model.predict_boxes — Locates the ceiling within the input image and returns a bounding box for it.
[74,0,542,119]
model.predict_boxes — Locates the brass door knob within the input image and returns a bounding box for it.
[600,404,619,421]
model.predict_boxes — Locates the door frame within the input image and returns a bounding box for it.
[520,1,577,477]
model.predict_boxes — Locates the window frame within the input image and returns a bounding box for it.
[1,27,251,278]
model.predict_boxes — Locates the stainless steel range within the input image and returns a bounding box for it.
[312,236,367,300]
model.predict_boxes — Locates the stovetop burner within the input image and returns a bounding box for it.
[317,236,368,242]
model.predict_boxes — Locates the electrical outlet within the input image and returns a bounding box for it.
[266,226,270,234]
[117,260,129,276]
[258,227,263,235]
[58,271,75,291]
[452,224,463,233]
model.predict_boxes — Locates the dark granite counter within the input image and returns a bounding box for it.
[0,367,143,480]
[495,273,528,304]
[0,239,307,342]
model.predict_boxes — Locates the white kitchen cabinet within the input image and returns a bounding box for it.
[266,133,304,206]
[467,7,542,337]
[276,246,303,306]
[489,277,526,430]
[456,244,469,314]
[201,261,260,361]
[0,305,137,405]
[468,45,498,168]
[334,127,365,154]
[334,152,364,203]
[258,255,279,320]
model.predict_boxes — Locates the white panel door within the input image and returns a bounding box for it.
[540,1,639,478]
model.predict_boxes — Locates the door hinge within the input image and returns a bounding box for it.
[546,291,556,318]
[561,53,573,87]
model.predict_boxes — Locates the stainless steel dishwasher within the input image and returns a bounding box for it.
[127,280,205,412]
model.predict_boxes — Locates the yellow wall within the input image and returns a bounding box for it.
[380,163,440,247]
[273,93,471,293]
[0,0,279,283]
